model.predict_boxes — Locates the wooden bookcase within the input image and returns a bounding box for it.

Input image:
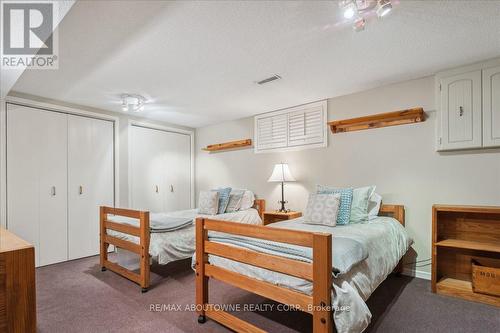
[432,205,500,307]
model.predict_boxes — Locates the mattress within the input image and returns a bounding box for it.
[207,216,412,333]
[108,208,262,265]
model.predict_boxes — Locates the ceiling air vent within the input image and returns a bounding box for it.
[256,74,281,85]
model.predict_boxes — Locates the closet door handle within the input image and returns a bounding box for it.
[51,186,56,196]
[459,106,464,117]
[79,186,83,195]
[170,185,174,193]
[155,185,159,193]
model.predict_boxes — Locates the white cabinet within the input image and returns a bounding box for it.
[6,104,115,266]
[7,104,68,266]
[436,58,500,151]
[483,65,500,147]
[438,70,482,150]
[130,125,191,212]
[68,115,114,260]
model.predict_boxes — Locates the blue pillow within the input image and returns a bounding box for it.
[317,186,353,225]
[212,187,232,214]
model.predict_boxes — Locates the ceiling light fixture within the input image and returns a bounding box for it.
[121,94,146,112]
[340,0,393,32]
[376,0,393,17]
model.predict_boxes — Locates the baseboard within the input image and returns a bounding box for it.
[402,268,431,280]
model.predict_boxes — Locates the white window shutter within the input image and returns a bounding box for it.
[255,100,327,153]
[288,107,324,146]
[256,114,287,150]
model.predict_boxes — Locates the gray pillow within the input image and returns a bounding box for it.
[225,190,245,212]
[198,191,219,215]
[304,193,341,227]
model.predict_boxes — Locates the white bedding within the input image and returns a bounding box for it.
[108,208,261,265]
[207,216,412,333]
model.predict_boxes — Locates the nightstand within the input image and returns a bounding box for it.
[262,211,302,225]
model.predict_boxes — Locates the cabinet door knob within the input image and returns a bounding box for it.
[459,106,464,117]
[79,186,83,195]
[51,186,56,196]
[155,185,159,193]
[170,185,174,192]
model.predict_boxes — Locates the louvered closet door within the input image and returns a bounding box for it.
[130,126,166,212]
[7,104,68,267]
[68,115,114,260]
[256,114,287,150]
[162,131,191,212]
[288,107,325,147]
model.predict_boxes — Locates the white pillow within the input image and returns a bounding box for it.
[233,189,255,211]
[368,192,382,219]
[304,193,341,227]
[198,191,219,215]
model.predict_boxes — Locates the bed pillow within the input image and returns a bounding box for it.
[225,190,245,213]
[350,186,376,223]
[316,185,353,225]
[198,191,219,215]
[304,193,341,227]
[212,187,232,214]
[368,192,382,220]
[235,189,255,211]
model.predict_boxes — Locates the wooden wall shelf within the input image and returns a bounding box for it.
[328,107,425,134]
[202,139,252,152]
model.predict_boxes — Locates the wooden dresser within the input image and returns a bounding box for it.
[0,228,36,332]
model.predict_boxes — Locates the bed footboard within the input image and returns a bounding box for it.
[99,206,150,292]
[195,217,333,333]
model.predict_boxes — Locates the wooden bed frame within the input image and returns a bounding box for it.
[194,204,405,333]
[99,199,266,292]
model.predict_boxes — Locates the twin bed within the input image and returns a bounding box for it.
[99,199,265,292]
[99,199,411,333]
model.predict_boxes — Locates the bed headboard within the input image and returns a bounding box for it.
[253,199,266,220]
[378,204,405,226]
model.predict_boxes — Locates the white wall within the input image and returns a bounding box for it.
[1,92,194,211]
[195,76,500,276]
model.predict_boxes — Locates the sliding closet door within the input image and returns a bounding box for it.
[130,126,192,212]
[163,131,191,212]
[130,126,166,212]
[68,115,114,260]
[7,104,68,266]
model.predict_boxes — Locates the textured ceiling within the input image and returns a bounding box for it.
[12,0,500,128]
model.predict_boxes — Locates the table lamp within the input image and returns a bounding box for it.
[268,163,296,212]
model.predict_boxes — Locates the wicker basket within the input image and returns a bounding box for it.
[471,259,500,297]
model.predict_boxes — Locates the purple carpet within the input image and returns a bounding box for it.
[35,255,500,332]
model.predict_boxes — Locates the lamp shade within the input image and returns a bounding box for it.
[268,163,296,182]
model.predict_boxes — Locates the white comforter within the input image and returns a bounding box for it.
[208,216,412,333]
[108,208,262,265]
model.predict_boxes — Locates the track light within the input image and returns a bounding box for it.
[340,0,394,32]
[341,1,358,19]
[376,0,392,17]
